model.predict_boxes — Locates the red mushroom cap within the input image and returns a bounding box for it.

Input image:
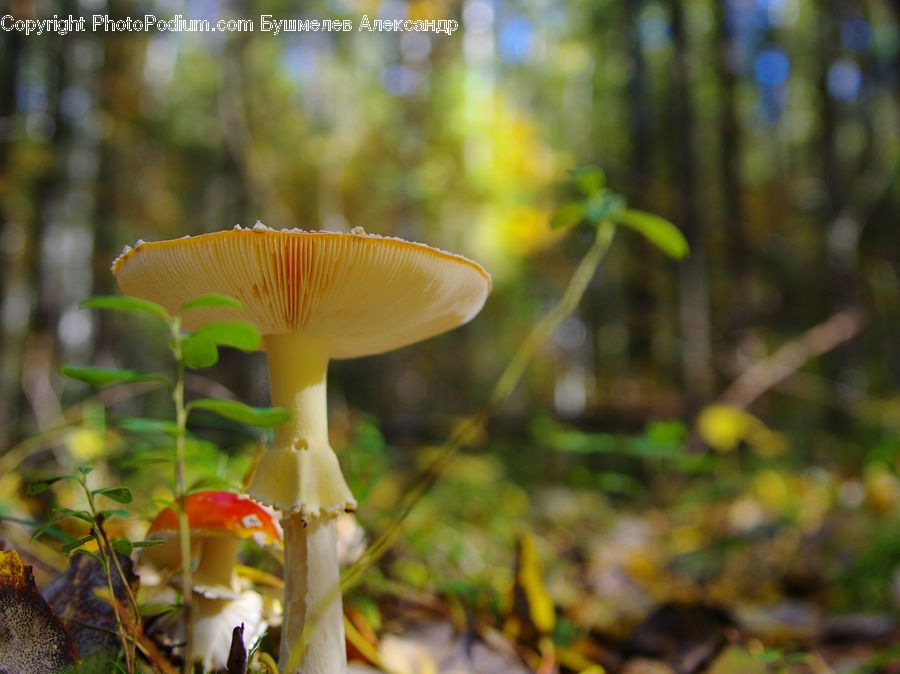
[148,491,282,549]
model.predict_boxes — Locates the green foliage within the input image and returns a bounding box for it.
[25,466,142,669]
[345,416,393,502]
[836,514,900,610]
[617,209,689,259]
[80,295,169,322]
[51,292,291,669]
[25,475,69,495]
[179,293,244,313]
[117,417,180,436]
[191,321,261,351]
[188,398,291,427]
[92,486,134,504]
[551,165,688,259]
[182,320,262,368]
[181,334,220,368]
[60,366,168,387]
[571,165,607,195]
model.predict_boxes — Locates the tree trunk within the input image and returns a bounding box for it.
[670,0,714,415]
[714,0,750,328]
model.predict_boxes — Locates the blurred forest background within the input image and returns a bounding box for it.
[1,0,900,671]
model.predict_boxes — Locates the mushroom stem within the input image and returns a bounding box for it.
[250,333,354,673]
[281,514,345,674]
[250,334,355,516]
[194,537,240,592]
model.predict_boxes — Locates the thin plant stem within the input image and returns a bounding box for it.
[346,221,615,590]
[290,222,617,666]
[170,318,194,673]
[79,477,137,673]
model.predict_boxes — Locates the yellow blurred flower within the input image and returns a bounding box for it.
[670,524,703,554]
[864,464,900,511]
[753,469,791,513]
[66,428,106,462]
[697,404,785,456]
[697,405,752,452]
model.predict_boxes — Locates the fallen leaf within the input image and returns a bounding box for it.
[506,531,556,644]
[43,550,138,659]
[0,548,78,673]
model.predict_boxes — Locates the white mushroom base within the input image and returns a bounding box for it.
[192,590,266,672]
[280,514,346,674]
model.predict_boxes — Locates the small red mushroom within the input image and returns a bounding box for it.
[143,491,282,671]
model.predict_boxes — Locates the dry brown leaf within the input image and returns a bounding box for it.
[0,548,78,673]
[43,550,139,658]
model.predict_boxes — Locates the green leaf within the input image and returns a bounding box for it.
[584,190,626,225]
[97,509,131,520]
[188,399,292,427]
[73,549,103,564]
[617,209,689,259]
[81,295,169,322]
[181,335,219,369]
[77,466,93,476]
[188,475,239,493]
[179,294,244,313]
[61,365,167,388]
[549,202,585,230]
[118,417,179,436]
[30,517,67,542]
[26,475,69,495]
[52,507,94,524]
[132,539,166,549]
[92,486,133,504]
[570,166,606,195]
[61,535,94,554]
[190,321,261,351]
[111,539,134,556]
[140,602,179,618]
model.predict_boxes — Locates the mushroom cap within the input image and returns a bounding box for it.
[147,491,283,549]
[113,226,492,359]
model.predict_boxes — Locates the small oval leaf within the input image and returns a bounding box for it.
[61,536,94,554]
[179,294,244,313]
[187,399,292,427]
[92,486,133,504]
[80,295,169,322]
[52,507,94,524]
[617,209,689,259]
[97,509,131,520]
[61,366,167,388]
[111,539,134,556]
[182,335,219,369]
[190,321,261,352]
[118,417,180,436]
[571,166,606,196]
[73,549,103,564]
[26,476,69,496]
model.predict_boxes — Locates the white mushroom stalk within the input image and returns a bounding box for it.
[112,226,491,674]
[251,334,354,517]
[253,333,353,673]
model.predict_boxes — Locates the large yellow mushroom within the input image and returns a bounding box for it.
[113,225,491,673]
